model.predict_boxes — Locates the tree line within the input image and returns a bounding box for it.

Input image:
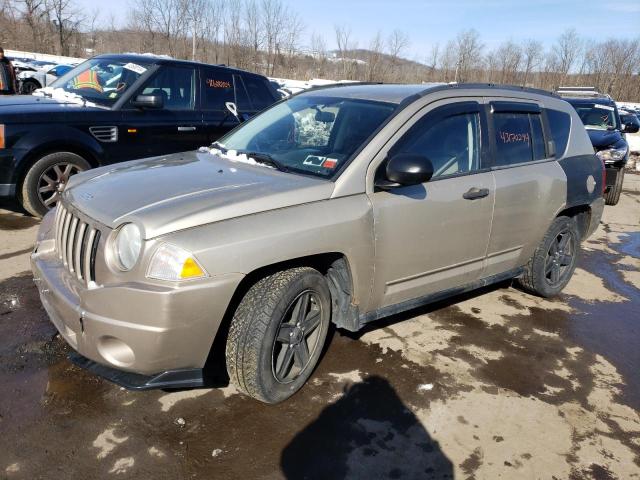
[1,0,639,101]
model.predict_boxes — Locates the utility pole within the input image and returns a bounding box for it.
[192,21,197,61]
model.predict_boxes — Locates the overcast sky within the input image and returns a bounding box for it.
[76,0,640,61]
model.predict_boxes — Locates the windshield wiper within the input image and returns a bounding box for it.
[211,141,228,153]
[239,151,289,172]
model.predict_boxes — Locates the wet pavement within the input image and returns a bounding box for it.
[1,175,639,480]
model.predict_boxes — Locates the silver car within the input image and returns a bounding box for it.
[31,84,604,403]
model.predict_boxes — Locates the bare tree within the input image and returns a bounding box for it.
[550,28,582,86]
[521,39,543,86]
[386,29,409,81]
[47,0,84,56]
[453,29,483,82]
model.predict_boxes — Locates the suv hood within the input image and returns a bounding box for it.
[64,150,335,239]
[0,94,102,115]
[586,128,624,150]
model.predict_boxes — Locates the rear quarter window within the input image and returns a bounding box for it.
[242,75,276,110]
[546,109,571,157]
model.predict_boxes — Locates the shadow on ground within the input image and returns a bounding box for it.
[281,375,453,479]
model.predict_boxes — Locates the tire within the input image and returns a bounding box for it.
[517,216,580,298]
[604,167,624,206]
[226,267,331,403]
[21,79,41,94]
[20,152,90,217]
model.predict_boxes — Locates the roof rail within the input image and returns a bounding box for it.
[556,86,611,99]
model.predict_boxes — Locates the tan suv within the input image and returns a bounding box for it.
[31,83,605,403]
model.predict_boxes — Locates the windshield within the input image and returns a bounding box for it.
[216,95,397,178]
[572,103,619,130]
[50,58,153,107]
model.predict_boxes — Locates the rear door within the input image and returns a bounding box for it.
[368,99,495,309]
[120,64,204,159]
[483,100,566,278]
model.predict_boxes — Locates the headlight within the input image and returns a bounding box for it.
[112,223,142,271]
[147,243,207,281]
[596,145,627,163]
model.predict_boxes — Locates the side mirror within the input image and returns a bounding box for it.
[622,122,639,134]
[132,94,163,109]
[377,153,434,189]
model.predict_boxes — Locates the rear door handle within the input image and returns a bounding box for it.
[177,126,196,132]
[463,187,490,200]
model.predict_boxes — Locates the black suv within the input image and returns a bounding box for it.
[557,87,639,205]
[0,54,278,216]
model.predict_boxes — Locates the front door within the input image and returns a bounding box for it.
[120,65,205,159]
[369,100,495,309]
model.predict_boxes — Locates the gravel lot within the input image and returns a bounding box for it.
[1,174,639,480]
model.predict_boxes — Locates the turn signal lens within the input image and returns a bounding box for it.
[180,257,205,279]
[0,125,5,149]
[147,243,207,281]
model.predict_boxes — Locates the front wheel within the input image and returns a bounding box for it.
[517,216,580,297]
[226,267,331,403]
[604,167,624,206]
[20,152,90,217]
[21,79,41,94]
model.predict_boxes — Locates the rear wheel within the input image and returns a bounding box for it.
[517,216,580,297]
[20,152,90,217]
[604,167,624,206]
[226,267,331,403]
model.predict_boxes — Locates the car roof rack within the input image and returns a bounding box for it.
[556,86,612,100]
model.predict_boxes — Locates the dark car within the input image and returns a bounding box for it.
[0,54,279,216]
[557,88,639,205]
[620,109,640,132]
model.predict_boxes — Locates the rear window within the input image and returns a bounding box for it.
[546,109,571,157]
[242,75,275,110]
[493,112,547,166]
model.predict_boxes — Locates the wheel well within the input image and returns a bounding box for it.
[557,205,591,240]
[16,144,99,191]
[202,253,357,380]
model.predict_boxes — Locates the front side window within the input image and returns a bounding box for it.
[493,112,546,166]
[139,66,195,110]
[391,111,481,178]
[217,95,396,178]
[51,58,153,106]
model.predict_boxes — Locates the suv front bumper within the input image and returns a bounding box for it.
[31,238,243,379]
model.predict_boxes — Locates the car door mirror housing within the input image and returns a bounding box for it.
[378,153,434,188]
[132,94,163,109]
[622,122,639,134]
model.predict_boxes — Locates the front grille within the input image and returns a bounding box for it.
[89,126,118,142]
[54,204,101,287]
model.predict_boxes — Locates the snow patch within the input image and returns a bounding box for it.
[109,457,135,474]
[93,427,129,459]
[32,87,100,108]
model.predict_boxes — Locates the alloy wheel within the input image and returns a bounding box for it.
[544,229,575,286]
[37,162,84,209]
[272,290,324,384]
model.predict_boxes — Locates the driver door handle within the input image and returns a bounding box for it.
[177,126,196,132]
[463,187,490,200]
